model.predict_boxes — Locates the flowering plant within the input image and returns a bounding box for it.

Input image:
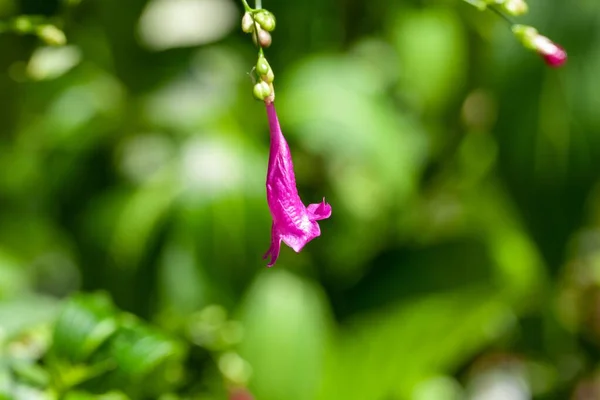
[240,0,332,267]
[239,0,566,268]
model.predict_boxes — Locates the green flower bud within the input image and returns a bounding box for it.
[263,68,275,83]
[502,0,528,16]
[254,10,276,32]
[241,12,254,33]
[36,25,67,46]
[256,56,270,76]
[512,24,538,50]
[253,81,271,101]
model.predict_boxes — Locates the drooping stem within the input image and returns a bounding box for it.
[489,5,514,25]
[240,0,252,12]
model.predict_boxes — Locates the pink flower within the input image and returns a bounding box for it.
[263,102,332,267]
[533,35,567,67]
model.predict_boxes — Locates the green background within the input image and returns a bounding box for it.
[0,0,599,398]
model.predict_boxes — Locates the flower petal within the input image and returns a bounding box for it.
[281,221,321,253]
[307,198,332,221]
[263,222,282,267]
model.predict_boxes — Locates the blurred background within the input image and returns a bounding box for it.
[0,0,599,399]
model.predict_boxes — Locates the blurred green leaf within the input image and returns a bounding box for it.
[0,249,29,299]
[391,7,467,113]
[0,367,13,400]
[109,177,178,272]
[51,293,118,364]
[318,288,514,400]
[238,270,332,400]
[90,318,186,398]
[11,361,50,388]
[47,293,186,397]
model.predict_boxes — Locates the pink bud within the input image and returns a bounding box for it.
[257,29,272,48]
[533,35,567,67]
[541,45,567,67]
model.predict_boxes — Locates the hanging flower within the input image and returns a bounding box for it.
[240,8,331,266]
[262,101,332,267]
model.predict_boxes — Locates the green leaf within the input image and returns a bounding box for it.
[0,367,14,399]
[0,249,29,299]
[238,270,333,400]
[51,293,118,364]
[391,7,468,112]
[317,287,513,400]
[89,318,186,398]
[11,361,50,388]
[109,177,178,272]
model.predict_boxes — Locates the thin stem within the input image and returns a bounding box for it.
[240,0,252,12]
[255,0,262,9]
[488,5,514,25]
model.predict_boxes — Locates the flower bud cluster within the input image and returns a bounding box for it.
[241,8,277,102]
[252,54,275,102]
[241,10,276,48]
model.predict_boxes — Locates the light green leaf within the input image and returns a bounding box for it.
[51,293,118,364]
[92,319,186,398]
[391,7,468,112]
[318,288,514,400]
[238,270,333,400]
